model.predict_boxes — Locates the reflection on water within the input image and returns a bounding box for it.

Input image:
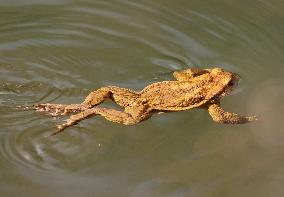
[0,0,284,196]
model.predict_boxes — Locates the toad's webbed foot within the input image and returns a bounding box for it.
[33,103,91,116]
[208,103,257,124]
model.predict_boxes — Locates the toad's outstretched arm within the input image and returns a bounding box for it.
[208,103,257,124]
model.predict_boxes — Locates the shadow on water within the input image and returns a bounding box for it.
[0,0,284,196]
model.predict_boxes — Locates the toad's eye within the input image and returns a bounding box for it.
[228,81,234,86]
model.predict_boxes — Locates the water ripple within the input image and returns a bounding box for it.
[0,125,102,173]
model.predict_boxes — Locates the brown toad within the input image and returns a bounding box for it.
[29,67,257,136]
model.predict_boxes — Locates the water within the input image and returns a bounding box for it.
[0,0,284,196]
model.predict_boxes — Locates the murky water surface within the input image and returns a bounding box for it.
[1,0,284,196]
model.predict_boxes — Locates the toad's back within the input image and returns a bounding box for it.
[139,80,210,111]
[139,72,232,111]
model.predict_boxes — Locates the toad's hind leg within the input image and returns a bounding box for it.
[32,86,138,116]
[53,106,152,136]
[32,103,90,116]
[83,86,138,107]
[208,103,257,124]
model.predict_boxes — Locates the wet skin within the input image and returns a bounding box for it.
[29,68,257,136]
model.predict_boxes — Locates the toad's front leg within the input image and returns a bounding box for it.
[208,103,257,124]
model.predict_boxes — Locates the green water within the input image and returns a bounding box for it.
[1,0,284,196]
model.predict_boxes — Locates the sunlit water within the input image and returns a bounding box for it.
[0,0,284,196]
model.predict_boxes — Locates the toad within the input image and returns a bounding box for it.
[28,68,257,136]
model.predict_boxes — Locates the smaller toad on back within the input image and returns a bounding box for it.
[30,67,257,136]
